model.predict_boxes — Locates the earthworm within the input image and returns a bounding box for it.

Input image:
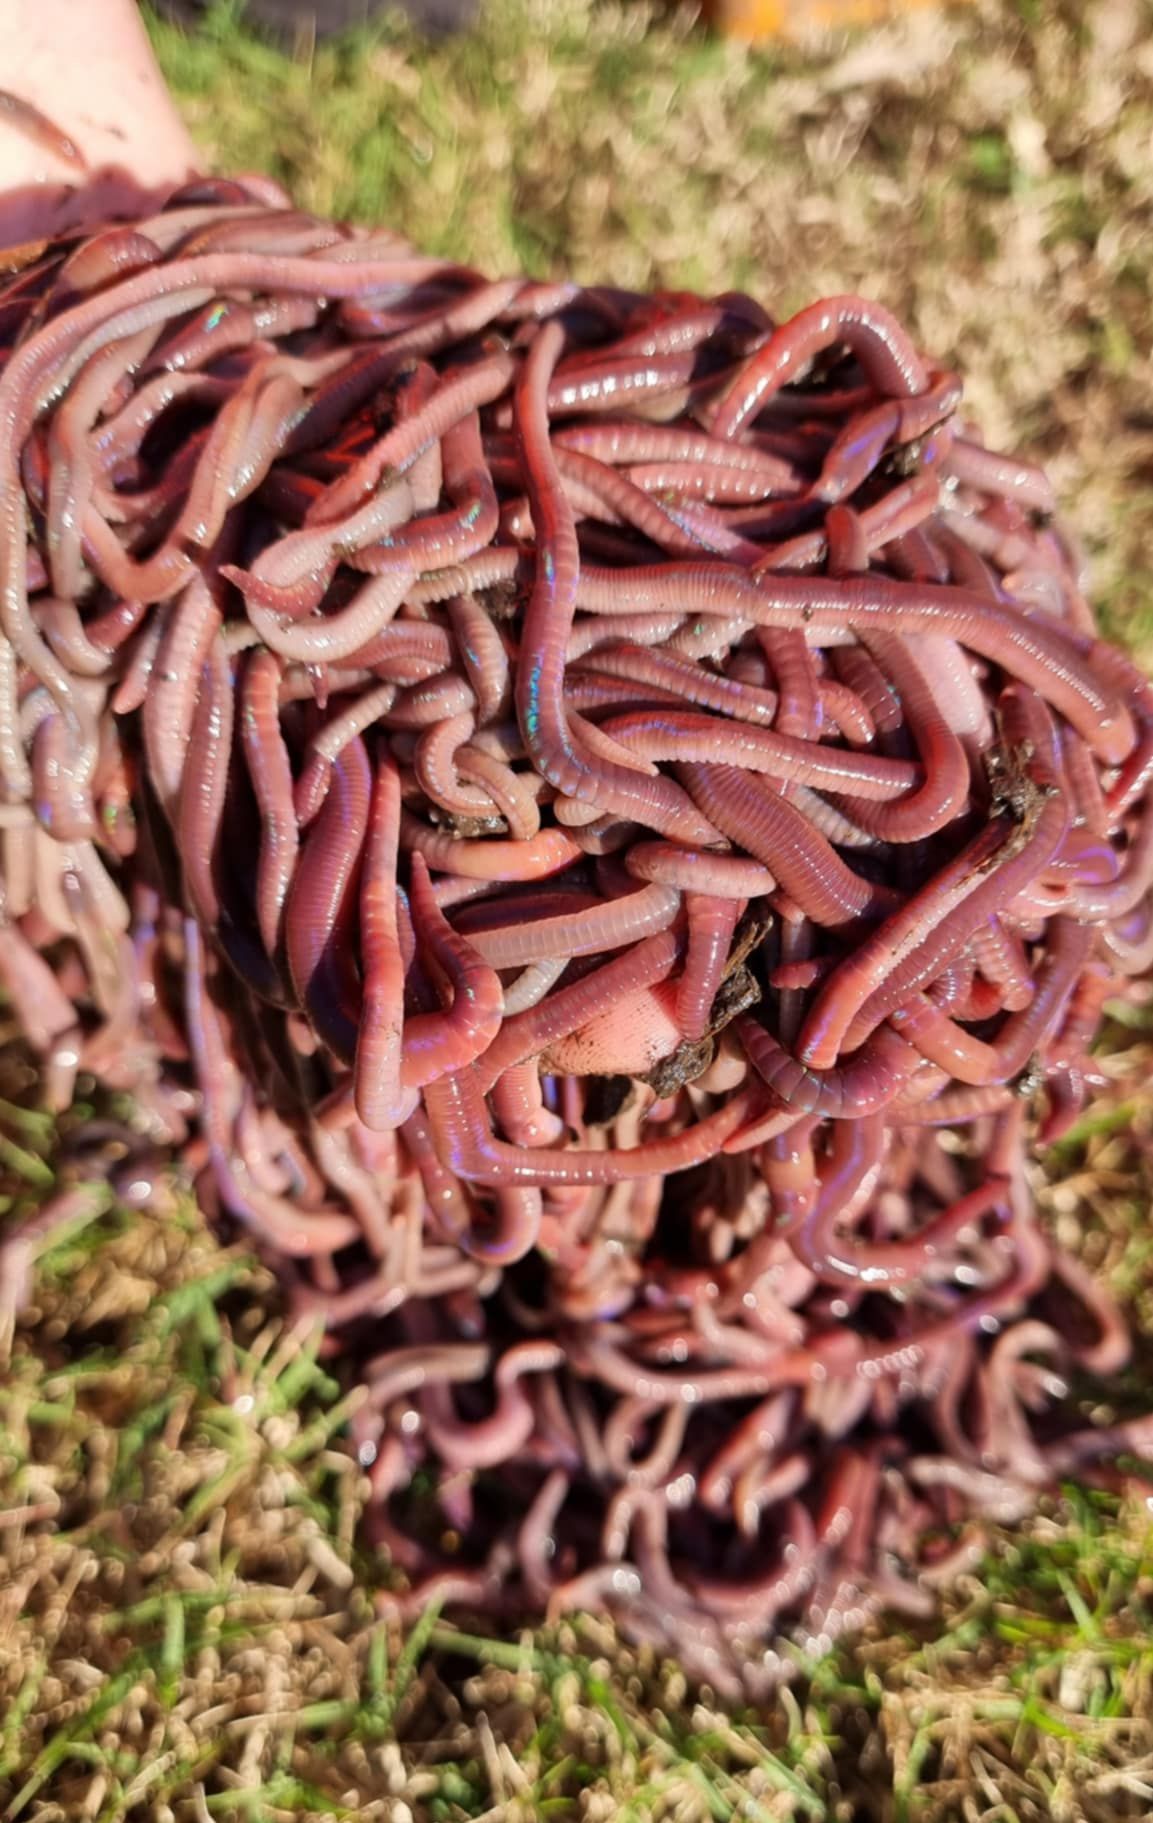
[625,841,774,899]
[240,647,300,958]
[682,763,889,925]
[573,565,1134,762]
[448,592,510,723]
[142,577,224,815]
[422,1340,565,1470]
[463,880,679,969]
[514,321,717,845]
[828,630,970,840]
[888,918,1092,1084]
[177,640,234,931]
[306,350,517,526]
[182,918,359,1257]
[0,88,87,172]
[552,418,801,488]
[738,1016,921,1119]
[355,754,408,1131]
[677,893,743,1040]
[602,707,917,797]
[427,1060,762,1188]
[477,927,684,1087]
[813,369,962,504]
[285,734,373,1060]
[398,855,503,1088]
[838,786,1069,1055]
[412,712,495,822]
[0,194,1149,1680]
[711,295,929,439]
[796,780,1063,1071]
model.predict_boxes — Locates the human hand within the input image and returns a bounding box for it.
[0,0,197,251]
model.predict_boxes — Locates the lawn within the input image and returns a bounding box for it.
[3,0,1153,1817]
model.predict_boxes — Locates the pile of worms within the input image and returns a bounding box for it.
[1,177,1152,1687]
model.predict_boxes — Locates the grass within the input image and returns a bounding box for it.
[4,0,1153,1816]
[6,1123,1153,1822]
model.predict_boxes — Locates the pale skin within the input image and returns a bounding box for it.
[0,0,198,249]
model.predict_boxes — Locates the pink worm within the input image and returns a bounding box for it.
[426,1069,763,1193]
[355,754,408,1130]
[304,349,517,526]
[448,592,510,723]
[240,647,299,959]
[711,295,930,440]
[422,1340,565,1470]
[827,631,971,841]
[678,894,742,1042]
[357,409,498,574]
[476,928,684,1089]
[456,745,542,841]
[681,763,891,927]
[737,1016,922,1119]
[285,733,373,1063]
[796,784,1064,1072]
[177,641,234,931]
[142,577,223,816]
[552,418,801,488]
[812,369,962,505]
[601,706,917,798]
[460,880,680,970]
[399,855,504,1089]
[512,320,719,845]
[967,917,1035,1012]
[624,841,774,898]
[571,564,1135,764]
[400,812,582,881]
[836,741,1071,1056]
[490,1062,566,1147]
[888,917,1092,1085]
[183,918,359,1257]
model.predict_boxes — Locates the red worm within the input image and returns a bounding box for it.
[399,855,503,1088]
[400,812,582,881]
[477,928,684,1088]
[240,648,299,959]
[572,564,1135,763]
[682,763,891,926]
[625,840,774,899]
[827,631,970,841]
[285,733,373,1062]
[738,1016,922,1119]
[796,771,1065,1070]
[177,640,234,931]
[813,370,962,504]
[678,893,741,1041]
[837,777,1069,1056]
[888,918,1093,1085]
[182,917,359,1257]
[711,295,930,440]
[355,753,408,1131]
[602,706,917,797]
[0,89,87,171]
[513,321,718,844]
[461,879,680,970]
[552,418,801,489]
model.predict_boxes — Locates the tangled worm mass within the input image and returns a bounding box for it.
[1,177,1152,1686]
